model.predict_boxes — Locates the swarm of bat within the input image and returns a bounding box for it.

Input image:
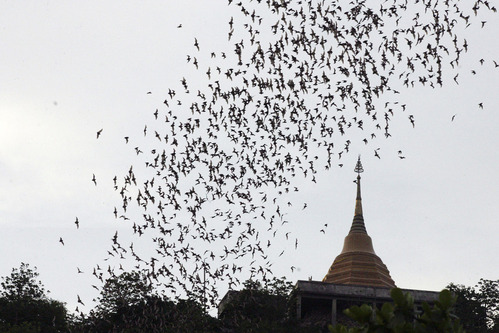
[83,0,496,309]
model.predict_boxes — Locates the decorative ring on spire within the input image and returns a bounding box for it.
[354,155,364,175]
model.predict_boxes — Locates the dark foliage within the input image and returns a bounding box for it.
[448,279,499,332]
[0,263,67,333]
[69,272,219,333]
[329,288,464,333]
[219,278,319,332]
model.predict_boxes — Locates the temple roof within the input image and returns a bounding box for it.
[322,157,396,288]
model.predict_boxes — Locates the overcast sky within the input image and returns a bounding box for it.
[1,1,498,314]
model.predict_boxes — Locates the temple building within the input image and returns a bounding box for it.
[218,158,440,328]
[294,157,439,326]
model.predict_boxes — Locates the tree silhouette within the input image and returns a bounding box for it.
[71,271,219,332]
[0,263,67,333]
[448,279,499,332]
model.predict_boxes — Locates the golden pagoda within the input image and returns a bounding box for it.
[322,157,396,288]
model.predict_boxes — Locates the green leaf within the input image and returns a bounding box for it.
[345,304,373,324]
[438,289,455,310]
[390,288,404,306]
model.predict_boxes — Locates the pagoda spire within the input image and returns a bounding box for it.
[322,156,396,287]
[350,156,367,234]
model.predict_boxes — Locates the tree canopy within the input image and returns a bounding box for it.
[447,279,499,332]
[0,263,67,333]
[330,288,465,333]
[0,263,46,302]
[71,271,219,333]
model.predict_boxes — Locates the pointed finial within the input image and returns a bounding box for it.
[354,155,364,175]
[353,155,364,221]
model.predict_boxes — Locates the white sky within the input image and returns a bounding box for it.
[0,1,498,314]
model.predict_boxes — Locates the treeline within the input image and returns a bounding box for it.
[0,263,302,333]
[0,263,497,332]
